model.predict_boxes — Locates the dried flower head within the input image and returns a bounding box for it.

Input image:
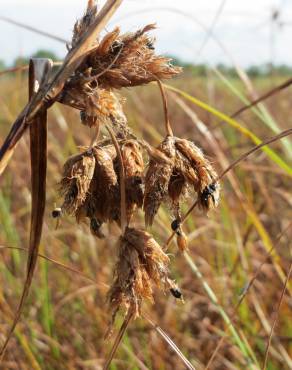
[58,15,181,135]
[144,136,220,226]
[79,89,126,128]
[108,227,173,322]
[174,138,220,210]
[77,145,118,224]
[60,139,145,236]
[60,150,96,215]
[88,24,182,89]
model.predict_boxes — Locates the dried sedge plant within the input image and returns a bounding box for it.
[54,0,220,331]
[0,0,221,364]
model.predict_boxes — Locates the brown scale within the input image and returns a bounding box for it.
[60,151,96,215]
[144,135,176,226]
[111,140,145,224]
[76,146,118,227]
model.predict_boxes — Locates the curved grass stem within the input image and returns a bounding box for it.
[157,79,173,136]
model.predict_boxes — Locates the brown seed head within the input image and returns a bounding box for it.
[144,136,220,225]
[174,138,220,210]
[60,151,95,215]
[87,24,182,89]
[59,22,181,130]
[110,140,145,224]
[108,227,172,322]
[69,140,145,230]
[121,140,145,213]
[81,146,118,223]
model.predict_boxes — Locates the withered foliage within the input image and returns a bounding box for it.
[144,135,220,226]
[108,227,173,321]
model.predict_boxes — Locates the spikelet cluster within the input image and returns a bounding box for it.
[60,151,96,215]
[144,135,220,226]
[108,227,173,321]
[58,2,181,131]
[55,0,220,328]
[60,140,145,237]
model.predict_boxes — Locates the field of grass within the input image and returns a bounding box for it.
[0,66,291,370]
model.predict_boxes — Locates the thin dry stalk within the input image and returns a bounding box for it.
[262,263,292,370]
[230,76,292,119]
[103,310,133,370]
[143,313,197,370]
[0,16,67,43]
[0,245,98,285]
[157,79,173,136]
[218,128,292,181]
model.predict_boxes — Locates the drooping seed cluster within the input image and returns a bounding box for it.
[144,135,220,227]
[56,0,221,326]
[109,227,173,322]
[58,2,180,132]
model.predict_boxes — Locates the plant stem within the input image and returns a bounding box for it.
[157,80,173,136]
[103,310,133,370]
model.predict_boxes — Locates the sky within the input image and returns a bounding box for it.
[0,0,292,67]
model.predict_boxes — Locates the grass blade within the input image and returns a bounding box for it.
[212,67,292,157]
[0,58,52,359]
[103,311,133,370]
[165,84,292,176]
[143,313,197,370]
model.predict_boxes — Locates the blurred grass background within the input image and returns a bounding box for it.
[0,62,291,370]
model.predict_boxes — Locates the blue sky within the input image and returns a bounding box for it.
[0,0,292,67]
